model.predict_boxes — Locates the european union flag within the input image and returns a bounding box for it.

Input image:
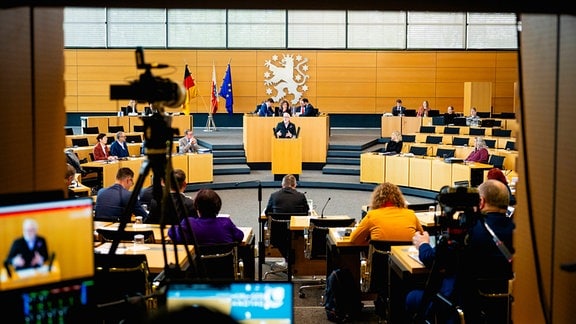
[219,63,234,115]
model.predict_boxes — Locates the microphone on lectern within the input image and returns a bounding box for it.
[320,197,332,218]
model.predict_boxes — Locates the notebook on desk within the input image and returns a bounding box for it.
[164,281,294,323]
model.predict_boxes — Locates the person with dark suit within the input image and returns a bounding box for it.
[384,130,403,154]
[94,167,148,221]
[258,98,275,117]
[391,99,407,116]
[93,133,117,161]
[443,105,457,125]
[406,179,515,323]
[275,113,297,138]
[147,168,197,224]
[126,99,138,115]
[110,131,129,158]
[275,99,292,116]
[167,188,244,245]
[265,174,308,215]
[299,98,317,116]
[5,218,49,270]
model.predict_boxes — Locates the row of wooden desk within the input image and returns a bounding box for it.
[93,221,255,278]
[81,153,213,189]
[80,115,192,137]
[360,153,494,189]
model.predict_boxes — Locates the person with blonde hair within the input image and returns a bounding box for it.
[349,182,423,245]
[384,130,403,154]
[465,136,489,163]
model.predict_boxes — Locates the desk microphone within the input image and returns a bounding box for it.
[320,197,331,218]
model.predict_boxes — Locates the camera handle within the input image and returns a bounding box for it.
[107,111,200,280]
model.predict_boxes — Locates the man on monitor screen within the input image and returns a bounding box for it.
[5,219,49,270]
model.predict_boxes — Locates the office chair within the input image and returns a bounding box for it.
[488,155,505,170]
[194,242,244,280]
[360,240,412,322]
[71,138,90,147]
[263,212,308,279]
[492,129,512,137]
[94,253,152,323]
[484,139,496,148]
[443,127,460,135]
[419,126,436,134]
[108,125,124,133]
[452,137,470,146]
[425,135,443,144]
[106,136,115,145]
[504,141,516,151]
[96,228,156,244]
[436,148,455,158]
[409,146,429,156]
[298,217,356,298]
[65,127,74,135]
[82,126,99,134]
[454,180,470,187]
[126,134,143,143]
[468,128,486,136]
[402,134,416,143]
[133,125,145,132]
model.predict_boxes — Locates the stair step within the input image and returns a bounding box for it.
[214,157,247,164]
[327,150,362,158]
[322,164,360,176]
[326,157,360,165]
[212,150,246,157]
[213,164,251,175]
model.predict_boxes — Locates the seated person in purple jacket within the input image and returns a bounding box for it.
[465,136,489,163]
[168,189,244,245]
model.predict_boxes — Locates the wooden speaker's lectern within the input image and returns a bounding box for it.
[271,137,302,180]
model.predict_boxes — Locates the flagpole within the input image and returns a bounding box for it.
[205,61,218,132]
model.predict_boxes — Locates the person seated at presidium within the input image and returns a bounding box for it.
[275,113,297,138]
[93,133,118,161]
[179,129,199,153]
[147,168,197,224]
[258,98,275,117]
[349,182,424,245]
[5,218,50,270]
[94,167,148,221]
[264,174,309,215]
[465,136,489,163]
[126,99,138,114]
[168,188,244,245]
[416,100,431,117]
[298,98,317,116]
[406,180,515,323]
[110,131,129,158]
[391,99,407,116]
[385,131,403,154]
[275,99,292,116]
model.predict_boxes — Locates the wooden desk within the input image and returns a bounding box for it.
[381,116,402,137]
[360,152,386,184]
[452,162,493,187]
[0,262,61,291]
[385,155,410,186]
[287,216,353,279]
[271,137,302,177]
[186,153,213,183]
[94,242,191,274]
[83,157,152,188]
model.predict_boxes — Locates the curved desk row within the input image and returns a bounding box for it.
[81,115,192,136]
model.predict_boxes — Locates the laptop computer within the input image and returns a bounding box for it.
[164,281,294,323]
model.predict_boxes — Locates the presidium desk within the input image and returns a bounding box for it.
[243,114,329,164]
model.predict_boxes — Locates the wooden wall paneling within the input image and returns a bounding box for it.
[376,52,437,67]
[376,67,437,83]
[463,82,492,115]
[436,67,496,82]
[319,97,376,113]
[495,52,519,68]
[495,67,519,82]
[316,67,377,82]
[317,51,377,66]
[436,52,497,67]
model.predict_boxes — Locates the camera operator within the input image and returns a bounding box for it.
[405,179,515,323]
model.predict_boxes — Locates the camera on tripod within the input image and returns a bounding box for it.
[436,185,480,231]
[110,47,185,108]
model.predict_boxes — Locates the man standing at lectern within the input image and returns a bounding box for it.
[275,113,297,138]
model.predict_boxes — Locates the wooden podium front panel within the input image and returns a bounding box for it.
[381,116,402,137]
[402,117,422,134]
[187,153,213,183]
[171,154,188,174]
[431,159,453,191]
[409,157,432,190]
[271,138,302,175]
[360,153,386,184]
[243,115,328,163]
[385,155,409,186]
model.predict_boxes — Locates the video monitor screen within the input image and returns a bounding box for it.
[166,281,294,323]
[0,198,94,292]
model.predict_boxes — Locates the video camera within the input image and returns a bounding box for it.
[110,47,185,109]
[435,185,481,245]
